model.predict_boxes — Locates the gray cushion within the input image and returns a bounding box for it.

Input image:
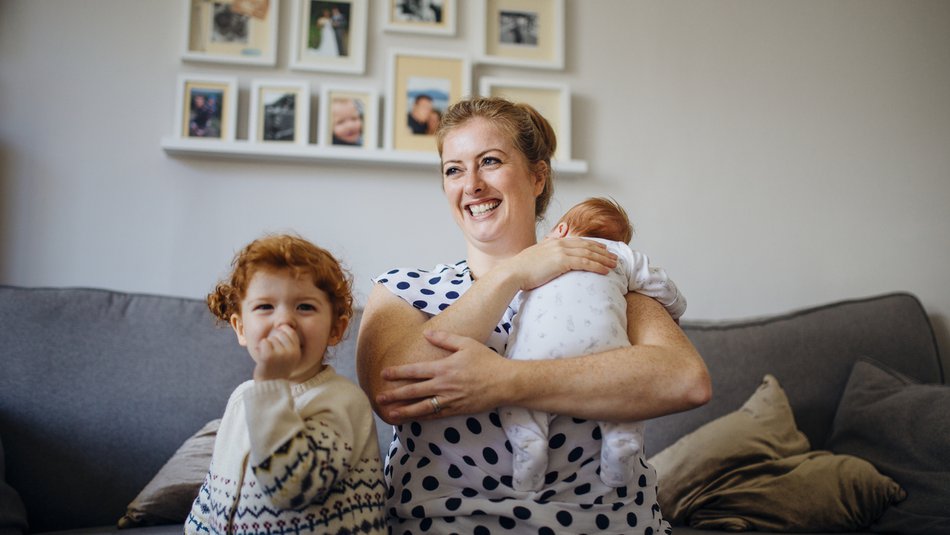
[826,358,950,534]
[0,434,28,535]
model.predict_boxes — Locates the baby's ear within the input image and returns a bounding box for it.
[555,222,569,237]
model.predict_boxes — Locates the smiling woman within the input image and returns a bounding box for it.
[356,96,711,533]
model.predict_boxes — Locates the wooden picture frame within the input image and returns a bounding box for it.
[248,79,310,144]
[479,77,571,160]
[385,49,471,153]
[181,0,278,66]
[382,0,456,36]
[477,0,564,70]
[175,74,238,141]
[290,0,368,74]
[318,85,379,149]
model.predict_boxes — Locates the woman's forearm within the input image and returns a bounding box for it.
[356,266,521,403]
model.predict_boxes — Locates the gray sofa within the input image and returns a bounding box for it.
[0,285,944,534]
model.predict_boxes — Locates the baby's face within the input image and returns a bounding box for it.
[332,100,363,144]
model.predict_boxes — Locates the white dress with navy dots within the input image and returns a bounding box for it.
[374,261,672,535]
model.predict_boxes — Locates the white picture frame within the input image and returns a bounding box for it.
[181,0,278,66]
[248,79,311,145]
[174,74,239,141]
[479,77,571,160]
[318,85,379,149]
[385,49,471,153]
[290,0,368,74]
[382,0,457,36]
[476,0,564,70]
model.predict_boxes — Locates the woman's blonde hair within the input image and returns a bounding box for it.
[207,234,353,330]
[436,96,557,221]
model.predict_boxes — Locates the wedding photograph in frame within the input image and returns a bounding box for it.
[478,0,564,70]
[181,0,278,66]
[175,74,238,141]
[318,86,379,149]
[382,0,456,36]
[479,77,571,160]
[386,49,470,152]
[248,79,310,144]
[290,0,368,74]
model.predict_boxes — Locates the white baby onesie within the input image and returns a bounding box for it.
[501,237,685,491]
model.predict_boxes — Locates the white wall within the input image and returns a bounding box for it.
[2,0,949,375]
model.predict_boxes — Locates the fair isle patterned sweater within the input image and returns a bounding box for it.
[185,366,387,535]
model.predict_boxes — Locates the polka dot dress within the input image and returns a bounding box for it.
[374,261,672,535]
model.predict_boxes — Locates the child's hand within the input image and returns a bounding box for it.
[253,325,301,381]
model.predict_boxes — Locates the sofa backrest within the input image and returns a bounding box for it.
[650,292,943,455]
[0,286,253,532]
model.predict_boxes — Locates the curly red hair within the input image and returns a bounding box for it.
[207,234,353,330]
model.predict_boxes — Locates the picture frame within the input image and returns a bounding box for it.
[181,0,278,66]
[479,77,571,160]
[318,85,379,149]
[174,74,238,141]
[248,79,310,144]
[477,0,564,70]
[382,0,456,36]
[290,0,368,74]
[386,49,470,153]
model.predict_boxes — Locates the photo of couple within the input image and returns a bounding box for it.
[307,1,350,57]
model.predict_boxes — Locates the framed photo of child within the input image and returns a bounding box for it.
[477,0,564,70]
[181,0,278,66]
[385,49,470,153]
[289,0,368,74]
[479,77,571,160]
[318,86,379,149]
[248,79,310,144]
[382,0,456,36]
[175,74,238,142]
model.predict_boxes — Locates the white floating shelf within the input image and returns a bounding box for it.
[160,137,589,175]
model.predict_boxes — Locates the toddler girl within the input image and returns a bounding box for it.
[185,233,386,534]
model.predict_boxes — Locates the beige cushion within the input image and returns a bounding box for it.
[649,375,905,531]
[117,419,218,528]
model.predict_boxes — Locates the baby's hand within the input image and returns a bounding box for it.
[253,325,301,381]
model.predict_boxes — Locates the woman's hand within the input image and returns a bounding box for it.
[505,237,618,291]
[374,330,509,423]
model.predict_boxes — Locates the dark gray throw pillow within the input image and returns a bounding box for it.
[0,435,28,535]
[826,358,950,534]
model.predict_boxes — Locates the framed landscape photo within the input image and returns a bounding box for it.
[382,0,456,36]
[318,86,379,149]
[248,79,310,144]
[479,77,571,160]
[386,49,470,152]
[478,0,564,70]
[290,0,368,74]
[175,74,238,141]
[181,0,278,66]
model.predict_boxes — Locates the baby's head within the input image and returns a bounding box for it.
[547,197,634,243]
[207,233,353,333]
[331,97,364,145]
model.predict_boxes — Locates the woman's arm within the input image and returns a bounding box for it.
[357,237,618,422]
[377,292,711,423]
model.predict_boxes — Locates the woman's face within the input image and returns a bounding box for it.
[441,117,544,252]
